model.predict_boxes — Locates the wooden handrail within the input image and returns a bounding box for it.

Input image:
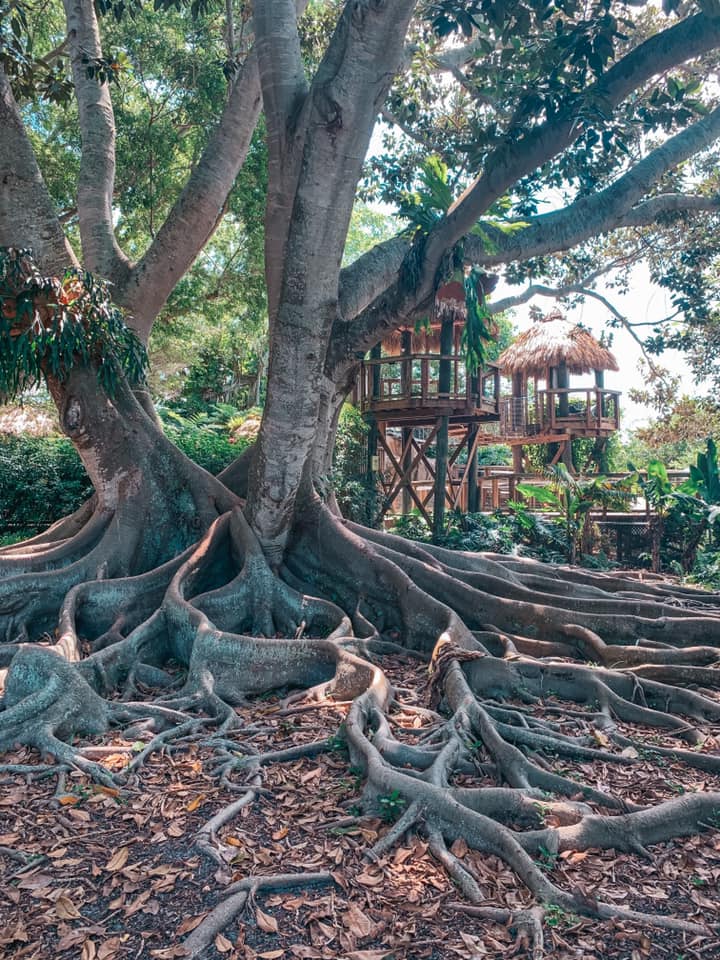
[363,354,500,367]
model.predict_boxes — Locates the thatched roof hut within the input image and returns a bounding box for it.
[497,309,618,377]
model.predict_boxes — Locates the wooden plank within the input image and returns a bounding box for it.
[505,432,571,446]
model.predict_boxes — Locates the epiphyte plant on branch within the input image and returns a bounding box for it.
[4,0,720,955]
[0,247,147,399]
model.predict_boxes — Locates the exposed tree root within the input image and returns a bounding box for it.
[184,871,335,957]
[2,495,720,951]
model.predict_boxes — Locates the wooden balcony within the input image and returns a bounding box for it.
[499,387,620,441]
[355,354,501,426]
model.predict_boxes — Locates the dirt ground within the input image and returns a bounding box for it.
[1,655,719,960]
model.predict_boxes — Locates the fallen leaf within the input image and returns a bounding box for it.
[177,915,206,936]
[272,827,289,841]
[592,729,610,747]
[314,920,335,941]
[343,902,376,939]
[105,847,130,872]
[256,906,279,934]
[55,895,82,920]
[258,952,285,959]
[57,795,80,806]
[81,941,97,960]
[100,753,131,771]
[344,952,391,960]
[186,795,206,813]
[214,933,233,954]
[449,838,468,858]
[98,938,122,960]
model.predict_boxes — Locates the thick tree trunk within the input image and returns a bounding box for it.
[0,362,237,641]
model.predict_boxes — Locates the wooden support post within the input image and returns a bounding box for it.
[370,342,381,399]
[439,315,454,397]
[512,444,523,475]
[401,427,413,514]
[433,416,449,541]
[400,330,412,399]
[595,368,606,418]
[511,371,524,432]
[467,425,479,513]
[557,361,569,417]
[399,332,413,514]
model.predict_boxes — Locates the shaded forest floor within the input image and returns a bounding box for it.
[1,654,719,960]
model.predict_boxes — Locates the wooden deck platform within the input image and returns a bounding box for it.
[354,353,501,426]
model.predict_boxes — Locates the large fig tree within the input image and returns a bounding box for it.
[3,0,720,949]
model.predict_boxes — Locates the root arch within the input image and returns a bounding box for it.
[2,493,720,951]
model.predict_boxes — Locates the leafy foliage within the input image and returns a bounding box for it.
[157,404,253,476]
[0,249,147,400]
[0,1,73,104]
[631,458,710,573]
[0,413,247,535]
[391,504,568,564]
[517,464,635,563]
[683,437,720,504]
[0,433,93,533]
[462,264,493,371]
[331,404,378,525]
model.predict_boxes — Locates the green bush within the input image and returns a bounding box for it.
[0,422,248,534]
[390,505,568,563]
[163,422,247,476]
[0,434,93,532]
[332,404,378,524]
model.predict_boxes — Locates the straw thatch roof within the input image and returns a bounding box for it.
[497,309,619,376]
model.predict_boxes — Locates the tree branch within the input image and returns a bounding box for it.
[427,11,720,264]
[379,106,445,153]
[328,12,720,370]
[121,49,263,341]
[463,104,720,267]
[339,234,410,322]
[0,68,77,275]
[254,0,308,162]
[62,0,129,285]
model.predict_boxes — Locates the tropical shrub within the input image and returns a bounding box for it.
[332,404,378,524]
[0,434,93,533]
[391,506,568,564]
[0,419,247,534]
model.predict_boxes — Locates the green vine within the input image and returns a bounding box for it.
[462,264,493,373]
[0,248,147,399]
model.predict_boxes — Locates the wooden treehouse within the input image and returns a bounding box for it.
[353,279,501,531]
[495,310,621,474]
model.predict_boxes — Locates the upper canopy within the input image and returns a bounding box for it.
[497,309,619,377]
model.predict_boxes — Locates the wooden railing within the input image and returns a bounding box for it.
[356,354,500,413]
[499,387,620,437]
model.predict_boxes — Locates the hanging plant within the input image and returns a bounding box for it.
[0,248,147,400]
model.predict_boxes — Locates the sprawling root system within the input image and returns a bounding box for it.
[2,493,720,955]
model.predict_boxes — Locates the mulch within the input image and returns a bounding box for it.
[1,655,719,960]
